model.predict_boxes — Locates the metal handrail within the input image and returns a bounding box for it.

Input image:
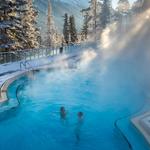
[0,46,71,65]
[114,117,133,150]
[16,82,25,105]
[0,44,83,71]
[20,60,33,71]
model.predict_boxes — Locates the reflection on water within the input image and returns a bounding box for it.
[60,115,68,126]
[75,116,84,144]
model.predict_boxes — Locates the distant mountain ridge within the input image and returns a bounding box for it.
[34,0,88,36]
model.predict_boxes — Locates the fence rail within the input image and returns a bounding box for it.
[0,46,71,64]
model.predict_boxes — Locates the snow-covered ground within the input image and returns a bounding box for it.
[0,44,87,87]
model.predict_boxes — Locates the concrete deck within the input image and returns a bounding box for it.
[132,112,150,145]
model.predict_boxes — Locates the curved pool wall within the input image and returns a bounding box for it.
[0,74,29,113]
[0,55,150,150]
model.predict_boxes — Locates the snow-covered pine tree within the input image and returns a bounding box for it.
[69,15,78,43]
[100,0,111,29]
[46,0,53,47]
[81,12,89,40]
[63,13,70,44]
[46,0,59,48]
[117,0,130,13]
[15,0,29,49]
[21,0,40,49]
[81,0,102,33]
[116,0,131,29]
[0,0,23,51]
[0,0,40,51]
[90,0,97,33]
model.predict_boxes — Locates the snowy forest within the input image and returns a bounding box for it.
[0,0,149,52]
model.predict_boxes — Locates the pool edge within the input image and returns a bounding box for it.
[0,71,32,103]
[131,112,150,146]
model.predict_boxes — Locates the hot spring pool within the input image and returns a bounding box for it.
[0,56,150,150]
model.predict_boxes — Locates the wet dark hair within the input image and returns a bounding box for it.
[78,112,83,118]
[60,106,65,111]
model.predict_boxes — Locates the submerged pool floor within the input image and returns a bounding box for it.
[0,56,150,150]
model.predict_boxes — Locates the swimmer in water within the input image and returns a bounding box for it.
[78,112,84,121]
[60,106,66,119]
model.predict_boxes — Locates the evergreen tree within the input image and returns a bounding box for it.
[0,0,24,51]
[21,0,40,49]
[117,0,130,13]
[63,13,70,44]
[46,0,58,47]
[81,0,102,33]
[69,15,78,43]
[100,0,111,29]
[116,0,131,29]
[0,0,40,51]
[90,0,97,32]
[15,0,29,49]
[46,0,53,47]
[81,12,88,40]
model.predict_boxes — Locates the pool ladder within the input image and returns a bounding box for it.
[114,118,133,150]
[20,60,33,71]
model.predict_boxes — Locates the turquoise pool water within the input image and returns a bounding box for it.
[0,55,150,150]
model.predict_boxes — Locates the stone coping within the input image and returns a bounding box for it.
[0,71,30,103]
[131,112,150,145]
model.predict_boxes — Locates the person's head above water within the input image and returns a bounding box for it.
[60,106,66,119]
[78,112,84,120]
[60,106,65,113]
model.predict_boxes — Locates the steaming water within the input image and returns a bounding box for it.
[0,52,150,150]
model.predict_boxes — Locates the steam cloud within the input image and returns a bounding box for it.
[99,8,150,100]
[24,9,150,107]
